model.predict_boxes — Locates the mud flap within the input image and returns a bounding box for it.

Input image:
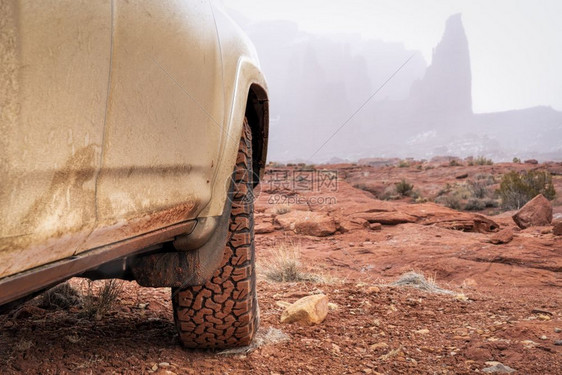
[130,197,232,288]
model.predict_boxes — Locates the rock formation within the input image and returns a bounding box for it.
[409,13,473,119]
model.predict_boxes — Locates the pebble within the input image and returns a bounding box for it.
[540,335,547,340]
[554,327,562,333]
[555,340,562,346]
[367,286,381,294]
[159,362,171,368]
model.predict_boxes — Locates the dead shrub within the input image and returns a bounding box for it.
[262,242,320,283]
[38,282,82,310]
[273,204,291,215]
[391,272,453,295]
[464,198,486,211]
[435,194,462,210]
[83,280,123,319]
[467,174,496,199]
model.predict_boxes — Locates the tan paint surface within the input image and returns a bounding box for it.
[92,0,224,244]
[0,0,111,278]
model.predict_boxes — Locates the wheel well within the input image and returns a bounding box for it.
[245,84,269,185]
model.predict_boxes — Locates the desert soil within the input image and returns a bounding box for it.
[1,161,561,374]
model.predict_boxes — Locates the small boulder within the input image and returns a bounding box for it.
[280,294,329,325]
[369,222,382,231]
[524,159,539,165]
[512,194,552,229]
[553,221,562,236]
[489,228,514,244]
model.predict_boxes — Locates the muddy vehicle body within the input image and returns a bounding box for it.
[0,0,268,348]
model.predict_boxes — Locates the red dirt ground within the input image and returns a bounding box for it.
[1,161,561,374]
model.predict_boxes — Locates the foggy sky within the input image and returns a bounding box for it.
[223,0,562,113]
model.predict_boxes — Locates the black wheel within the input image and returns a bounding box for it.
[172,118,259,348]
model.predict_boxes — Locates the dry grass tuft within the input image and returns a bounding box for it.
[391,271,454,295]
[273,204,292,215]
[261,241,323,283]
[82,280,123,319]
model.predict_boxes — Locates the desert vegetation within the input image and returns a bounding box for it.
[434,173,499,211]
[261,241,322,283]
[394,179,414,197]
[498,170,556,209]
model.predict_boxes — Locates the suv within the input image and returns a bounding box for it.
[0,0,268,349]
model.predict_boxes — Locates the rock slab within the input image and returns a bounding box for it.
[512,194,552,229]
[275,211,336,237]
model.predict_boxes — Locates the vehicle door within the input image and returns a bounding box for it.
[88,0,225,249]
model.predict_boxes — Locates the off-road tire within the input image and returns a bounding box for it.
[172,118,259,349]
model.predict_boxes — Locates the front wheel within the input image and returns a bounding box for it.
[172,118,259,349]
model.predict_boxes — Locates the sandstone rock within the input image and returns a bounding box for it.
[354,211,417,225]
[275,211,336,237]
[337,217,369,233]
[524,159,539,165]
[280,294,329,325]
[369,222,382,231]
[351,217,370,227]
[455,173,468,179]
[489,228,514,244]
[255,221,275,234]
[512,194,552,229]
[553,221,562,236]
[400,203,498,232]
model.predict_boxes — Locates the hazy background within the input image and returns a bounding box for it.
[223,0,562,163]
